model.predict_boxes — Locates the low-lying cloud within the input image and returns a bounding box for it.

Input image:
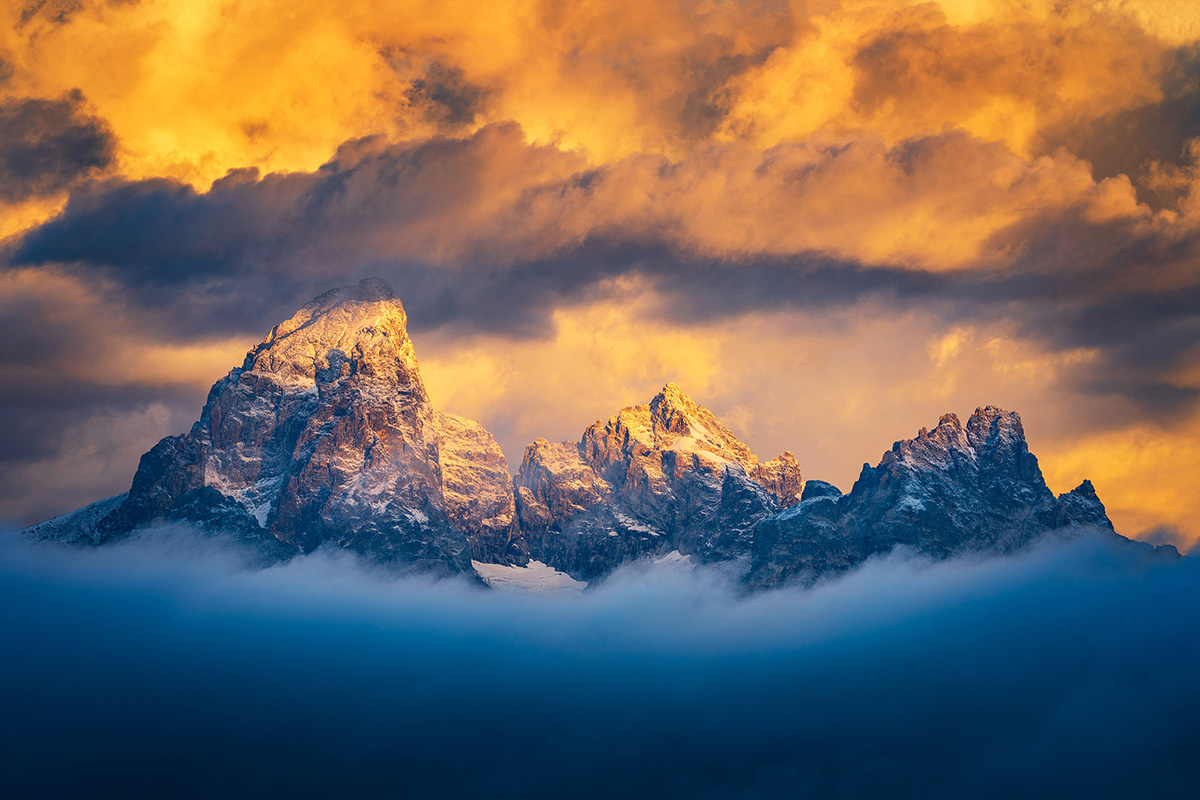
[1,529,1196,798]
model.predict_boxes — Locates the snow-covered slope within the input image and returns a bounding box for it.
[22,493,128,544]
[471,559,586,594]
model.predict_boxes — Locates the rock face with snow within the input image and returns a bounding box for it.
[514,384,803,578]
[40,279,525,573]
[748,408,1115,587]
[25,280,1129,588]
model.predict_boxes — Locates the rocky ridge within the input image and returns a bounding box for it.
[748,409,1117,587]
[25,279,1137,586]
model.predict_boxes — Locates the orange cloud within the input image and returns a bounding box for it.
[2,0,1185,192]
[718,1,1168,159]
[4,0,1200,552]
[1042,417,1200,551]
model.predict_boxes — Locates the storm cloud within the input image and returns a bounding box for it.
[0,531,1196,798]
[0,90,115,202]
[10,122,1200,425]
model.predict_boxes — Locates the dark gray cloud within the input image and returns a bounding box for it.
[0,378,200,526]
[0,531,1196,798]
[1047,45,1200,207]
[18,0,84,28]
[0,89,115,203]
[669,39,785,142]
[8,124,1200,428]
[0,379,195,461]
[404,61,490,128]
[0,276,210,523]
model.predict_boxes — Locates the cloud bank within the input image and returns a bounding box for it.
[0,531,1197,798]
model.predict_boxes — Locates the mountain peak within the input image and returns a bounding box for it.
[311,276,395,306]
[937,413,962,430]
[656,381,691,403]
[650,382,700,422]
[63,277,522,571]
[244,278,418,388]
[966,405,1025,449]
[649,383,705,437]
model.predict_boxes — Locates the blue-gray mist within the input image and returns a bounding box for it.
[0,529,1197,799]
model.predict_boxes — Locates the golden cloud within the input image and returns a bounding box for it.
[4,0,1200,550]
[3,0,1190,190]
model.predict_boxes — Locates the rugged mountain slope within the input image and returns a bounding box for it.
[29,279,524,572]
[514,384,803,578]
[24,280,1132,588]
[749,408,1115,587]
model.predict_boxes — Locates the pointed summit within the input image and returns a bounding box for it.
[656,381,690,403]
[644,384,802,504]
[577,383,799,503]
[246,277,423,399]
[966,405,1026,450]
[647,382,757,465]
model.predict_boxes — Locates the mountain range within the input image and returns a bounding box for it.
[25,278,1167,587]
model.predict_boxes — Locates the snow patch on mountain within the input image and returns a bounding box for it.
[471,559,586,594]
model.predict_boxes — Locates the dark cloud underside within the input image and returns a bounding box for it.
[10,125,1200,425]
[0,90,115,202]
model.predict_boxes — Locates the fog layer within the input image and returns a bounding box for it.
[1,530,1197,798]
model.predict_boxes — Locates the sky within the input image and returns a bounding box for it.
[0,528,1197,797]
[3,0,1200,550]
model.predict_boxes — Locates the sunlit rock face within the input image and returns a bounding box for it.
[25,281,1126,587]
[515,383,803,579]
[30,279,524,572]
[749,408,1115,588]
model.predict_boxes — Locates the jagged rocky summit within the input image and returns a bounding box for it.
[748,410,1115,588]
[26,279,1131,586]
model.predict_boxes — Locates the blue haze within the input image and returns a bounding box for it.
[1,530,1197,798]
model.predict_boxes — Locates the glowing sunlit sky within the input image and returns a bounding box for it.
[3,0,1200,550]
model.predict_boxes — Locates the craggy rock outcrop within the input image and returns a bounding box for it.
[514,383,803,578]
[27,279,524,573]
[748,408,1115,588]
